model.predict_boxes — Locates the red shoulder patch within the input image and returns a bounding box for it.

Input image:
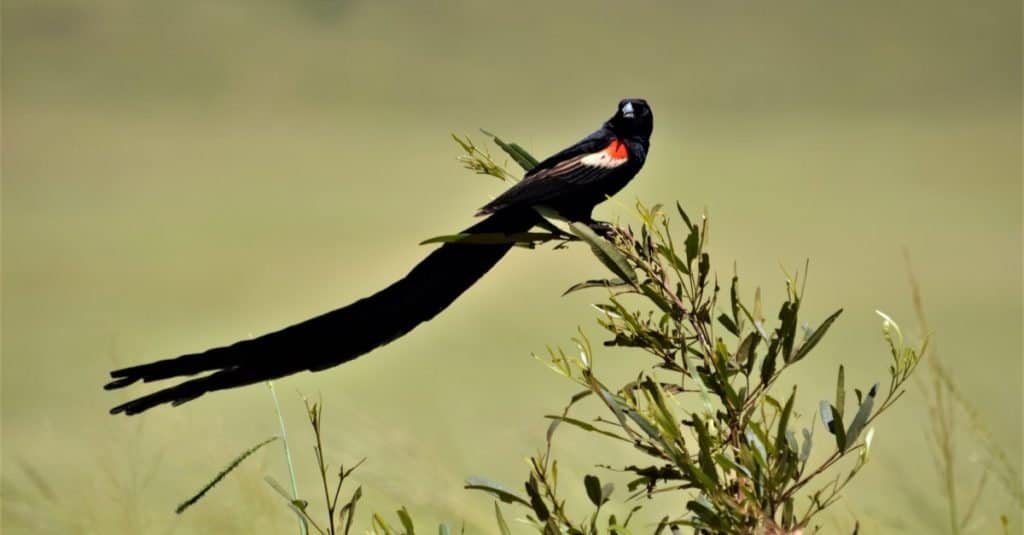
[579,138,630,168]
[605,139,628,159]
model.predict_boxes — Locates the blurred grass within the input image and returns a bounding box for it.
[2,0,1020,533]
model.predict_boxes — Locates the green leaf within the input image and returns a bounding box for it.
[800,428,813,462]
[698,253,710,287]
[760,335,780,385]
[590,376,630,431]
[679,454,718,494]
[584,474,604,506]
[778,300,800,363]
[686,498,724,531]
[397,507,416,535]
[562,278,628,296]
[601,483,615,504]
[493,503,512,535]
[532,214,574,237]
[784,430,799,457]
[653,517,671,535]
[684,225,700,264]
[708,342,743,412]
[675,202,694,228]
[693,415,720,486]
[718,313,739,336]
[342,486,362,535]
[819,401,847,451]
[464,476,530,506]
[775,386,797,453]
[373,513,396,535]
[835,365,846,419]
[265,476,311,533]
[656,244,689,275]
[749,421,776,457]
[624,406,662,441]
[543,415,631,443]
[782,498,795,530]
[640,281,680,316]
[745,429,768,469]
[525,476,550,521]
[641,378,683,442]
[845,383,878,449]
[729,275,743,331]
[714,453,751,478]
[735,332,760,371]
[570,222,637,284]
[508,143,539,169]
[791,309,843,363]
[481,129,539,170]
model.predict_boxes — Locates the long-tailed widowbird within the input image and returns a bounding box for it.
[106,98,654,415]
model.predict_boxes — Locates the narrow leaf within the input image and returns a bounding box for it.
[718,313,739,337]
[800,428,813,462]
[525,476,549,521]
[819,402,847,450]
[464,476,530,506]
[570,222,637,284]
[693,415,720,485]
[562,278,628,296]
[584,474,603,506]
[775,386,797,453]
[791,309,843,363]
[656,244,689,275]
[836,365,846,419]
[845,383,879,448]
[493,503,512,535]
[734,332,760,370]
[675,202,693,228]
[714,453,751,478]
[397,507,416,535]
[745,429,768,469]
[684,225,700,264]
[778,301,799,363]
[481,129,539,170]
[760,335,780,385]
[373,513,396,535]
[544,415,631,443]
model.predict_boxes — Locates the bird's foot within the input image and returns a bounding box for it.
[587,220,618,240]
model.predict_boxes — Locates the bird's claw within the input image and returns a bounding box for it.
[587,220,617,240]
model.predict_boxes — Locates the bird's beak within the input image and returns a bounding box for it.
[621,101,635,118]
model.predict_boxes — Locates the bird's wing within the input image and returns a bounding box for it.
[477,131,631,214]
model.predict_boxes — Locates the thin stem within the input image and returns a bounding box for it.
[268,381,308,535]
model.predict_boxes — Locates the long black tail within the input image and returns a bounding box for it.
[106,209,538,415]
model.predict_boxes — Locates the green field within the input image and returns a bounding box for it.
[3,1,1020,533]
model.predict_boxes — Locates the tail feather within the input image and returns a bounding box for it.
[107,210,538,415]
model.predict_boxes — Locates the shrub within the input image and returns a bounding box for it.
[178,132,926,535]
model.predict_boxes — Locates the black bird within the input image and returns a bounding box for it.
[106,98,654,415]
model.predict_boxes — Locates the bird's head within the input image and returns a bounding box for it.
[608,98,653,140]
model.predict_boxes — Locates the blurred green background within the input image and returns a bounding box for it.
[3,0,1020,533]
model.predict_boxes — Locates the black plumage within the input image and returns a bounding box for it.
[106,98,654,415]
